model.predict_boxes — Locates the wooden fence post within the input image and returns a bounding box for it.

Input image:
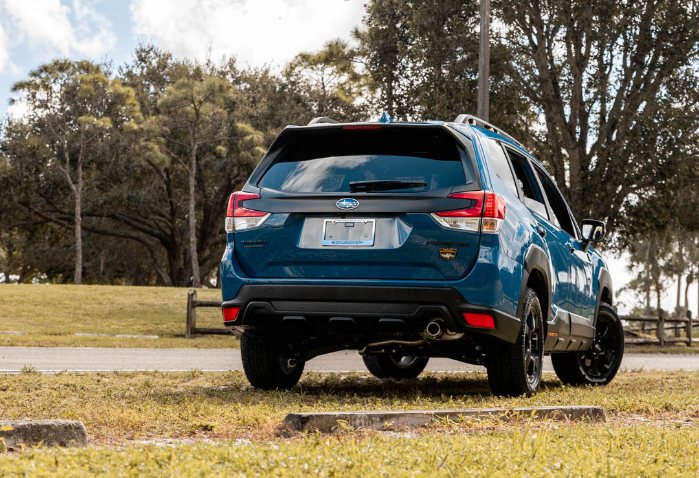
[186,289,197,339]
[657,311,665,346]
[687,310,693,347]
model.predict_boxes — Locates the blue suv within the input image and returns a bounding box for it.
[220,114,624,396]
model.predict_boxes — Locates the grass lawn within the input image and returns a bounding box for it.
[626,344,699,354]
[2,283,699,353]
[0,284,235,348]
[0,370,697,476]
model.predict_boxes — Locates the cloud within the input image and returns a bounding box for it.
[0,22,8,72]
[2,0,116,58]
[130,0,365,67]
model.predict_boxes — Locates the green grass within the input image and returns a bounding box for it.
[0,371,697,476]
[1,424,697,477]
[0,284,234,348]
[1,283,698,352]
[0,370,696,443]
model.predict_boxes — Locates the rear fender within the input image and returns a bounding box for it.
[594,267,613,328]
[519,244,552,323]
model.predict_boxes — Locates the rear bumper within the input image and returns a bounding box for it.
[221,284,520,344]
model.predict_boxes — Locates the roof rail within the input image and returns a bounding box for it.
[453,114,523,148]
[307,117,339,126]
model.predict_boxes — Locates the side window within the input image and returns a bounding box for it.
[534,165,578,237]
[505,148,548,218]
[484,138,518,196]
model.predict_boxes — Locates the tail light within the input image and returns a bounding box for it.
[461,312,495,329]
[431,191,505,233]
[222,306,240,323]
[225,192,270,232]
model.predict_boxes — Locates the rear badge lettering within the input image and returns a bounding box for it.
[439,247,458,260]
[241,239,267,248]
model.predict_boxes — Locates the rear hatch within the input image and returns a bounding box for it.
[232,124,483,280]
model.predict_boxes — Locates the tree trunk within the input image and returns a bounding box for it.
[74,148,83,285]
[684,274,693,319]
[644,241,652,314]
[188,140,201,288]
[676,274,682,316]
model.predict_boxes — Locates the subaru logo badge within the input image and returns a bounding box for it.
[336,198,359,210]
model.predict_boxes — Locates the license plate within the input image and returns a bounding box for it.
[322,219,375,246]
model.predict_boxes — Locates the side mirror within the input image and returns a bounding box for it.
[581,219,606,251]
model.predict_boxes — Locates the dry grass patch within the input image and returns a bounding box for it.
[0,370,696,443]
[0,371,697,476]
[0,284,233,348]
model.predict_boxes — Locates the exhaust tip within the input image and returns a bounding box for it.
[425,320,443,339]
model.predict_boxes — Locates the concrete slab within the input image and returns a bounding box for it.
[0,420,87,450]
[282,405,606,433]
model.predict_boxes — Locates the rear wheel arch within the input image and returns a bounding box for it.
[596,267,614,325]
[599,268,613,306]
[521,245,552,326]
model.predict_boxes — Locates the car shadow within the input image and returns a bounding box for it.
[148,373,563,408]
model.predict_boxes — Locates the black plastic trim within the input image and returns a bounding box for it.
[594,267,614,327]
[520,244,552,321]
[221,285,520,343]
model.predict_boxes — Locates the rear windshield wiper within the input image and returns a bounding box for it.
[349,180,427,192]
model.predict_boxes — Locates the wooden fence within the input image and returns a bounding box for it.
[185,289,227,338]
[621,314,695,346]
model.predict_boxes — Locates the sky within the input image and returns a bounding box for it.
[0,0,695,315]
[0,0,366,117]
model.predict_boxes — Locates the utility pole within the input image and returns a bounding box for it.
[477,0,490,121]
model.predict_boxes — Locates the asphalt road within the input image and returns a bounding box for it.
[0,347,696,373]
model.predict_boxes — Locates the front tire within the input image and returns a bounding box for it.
[487,288,544,397]
[362,353,429,379]
[551,303,624,386]
[240,334,304,390]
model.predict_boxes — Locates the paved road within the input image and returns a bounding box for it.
[0,347,696,373]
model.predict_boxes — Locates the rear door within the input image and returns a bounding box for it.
[233,125,483,280]
[532,164,596,332]
[502,146,575,321]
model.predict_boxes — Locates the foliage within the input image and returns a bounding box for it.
[0,44,361,286]
[356,0,533,134]
[497,0,699,231]
[2,61,142,284]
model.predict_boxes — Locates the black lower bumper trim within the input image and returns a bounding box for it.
[222,285,520,343]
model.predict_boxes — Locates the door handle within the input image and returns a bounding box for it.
[535,226,547,238]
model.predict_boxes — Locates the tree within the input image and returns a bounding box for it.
[156,75,238,287]
[8,60,141,283]
[356,0,532,134]
[284,40,368,122]
[498,0,699,230]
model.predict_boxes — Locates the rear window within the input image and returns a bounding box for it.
[258,127,474,193]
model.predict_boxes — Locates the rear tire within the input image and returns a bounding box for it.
[551,303,624,386]
[487,288,544,397]
[240,334,304,390]
[362,353,429,379]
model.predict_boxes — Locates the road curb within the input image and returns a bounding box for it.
[282,406,606,433]
[0,420,87,450]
